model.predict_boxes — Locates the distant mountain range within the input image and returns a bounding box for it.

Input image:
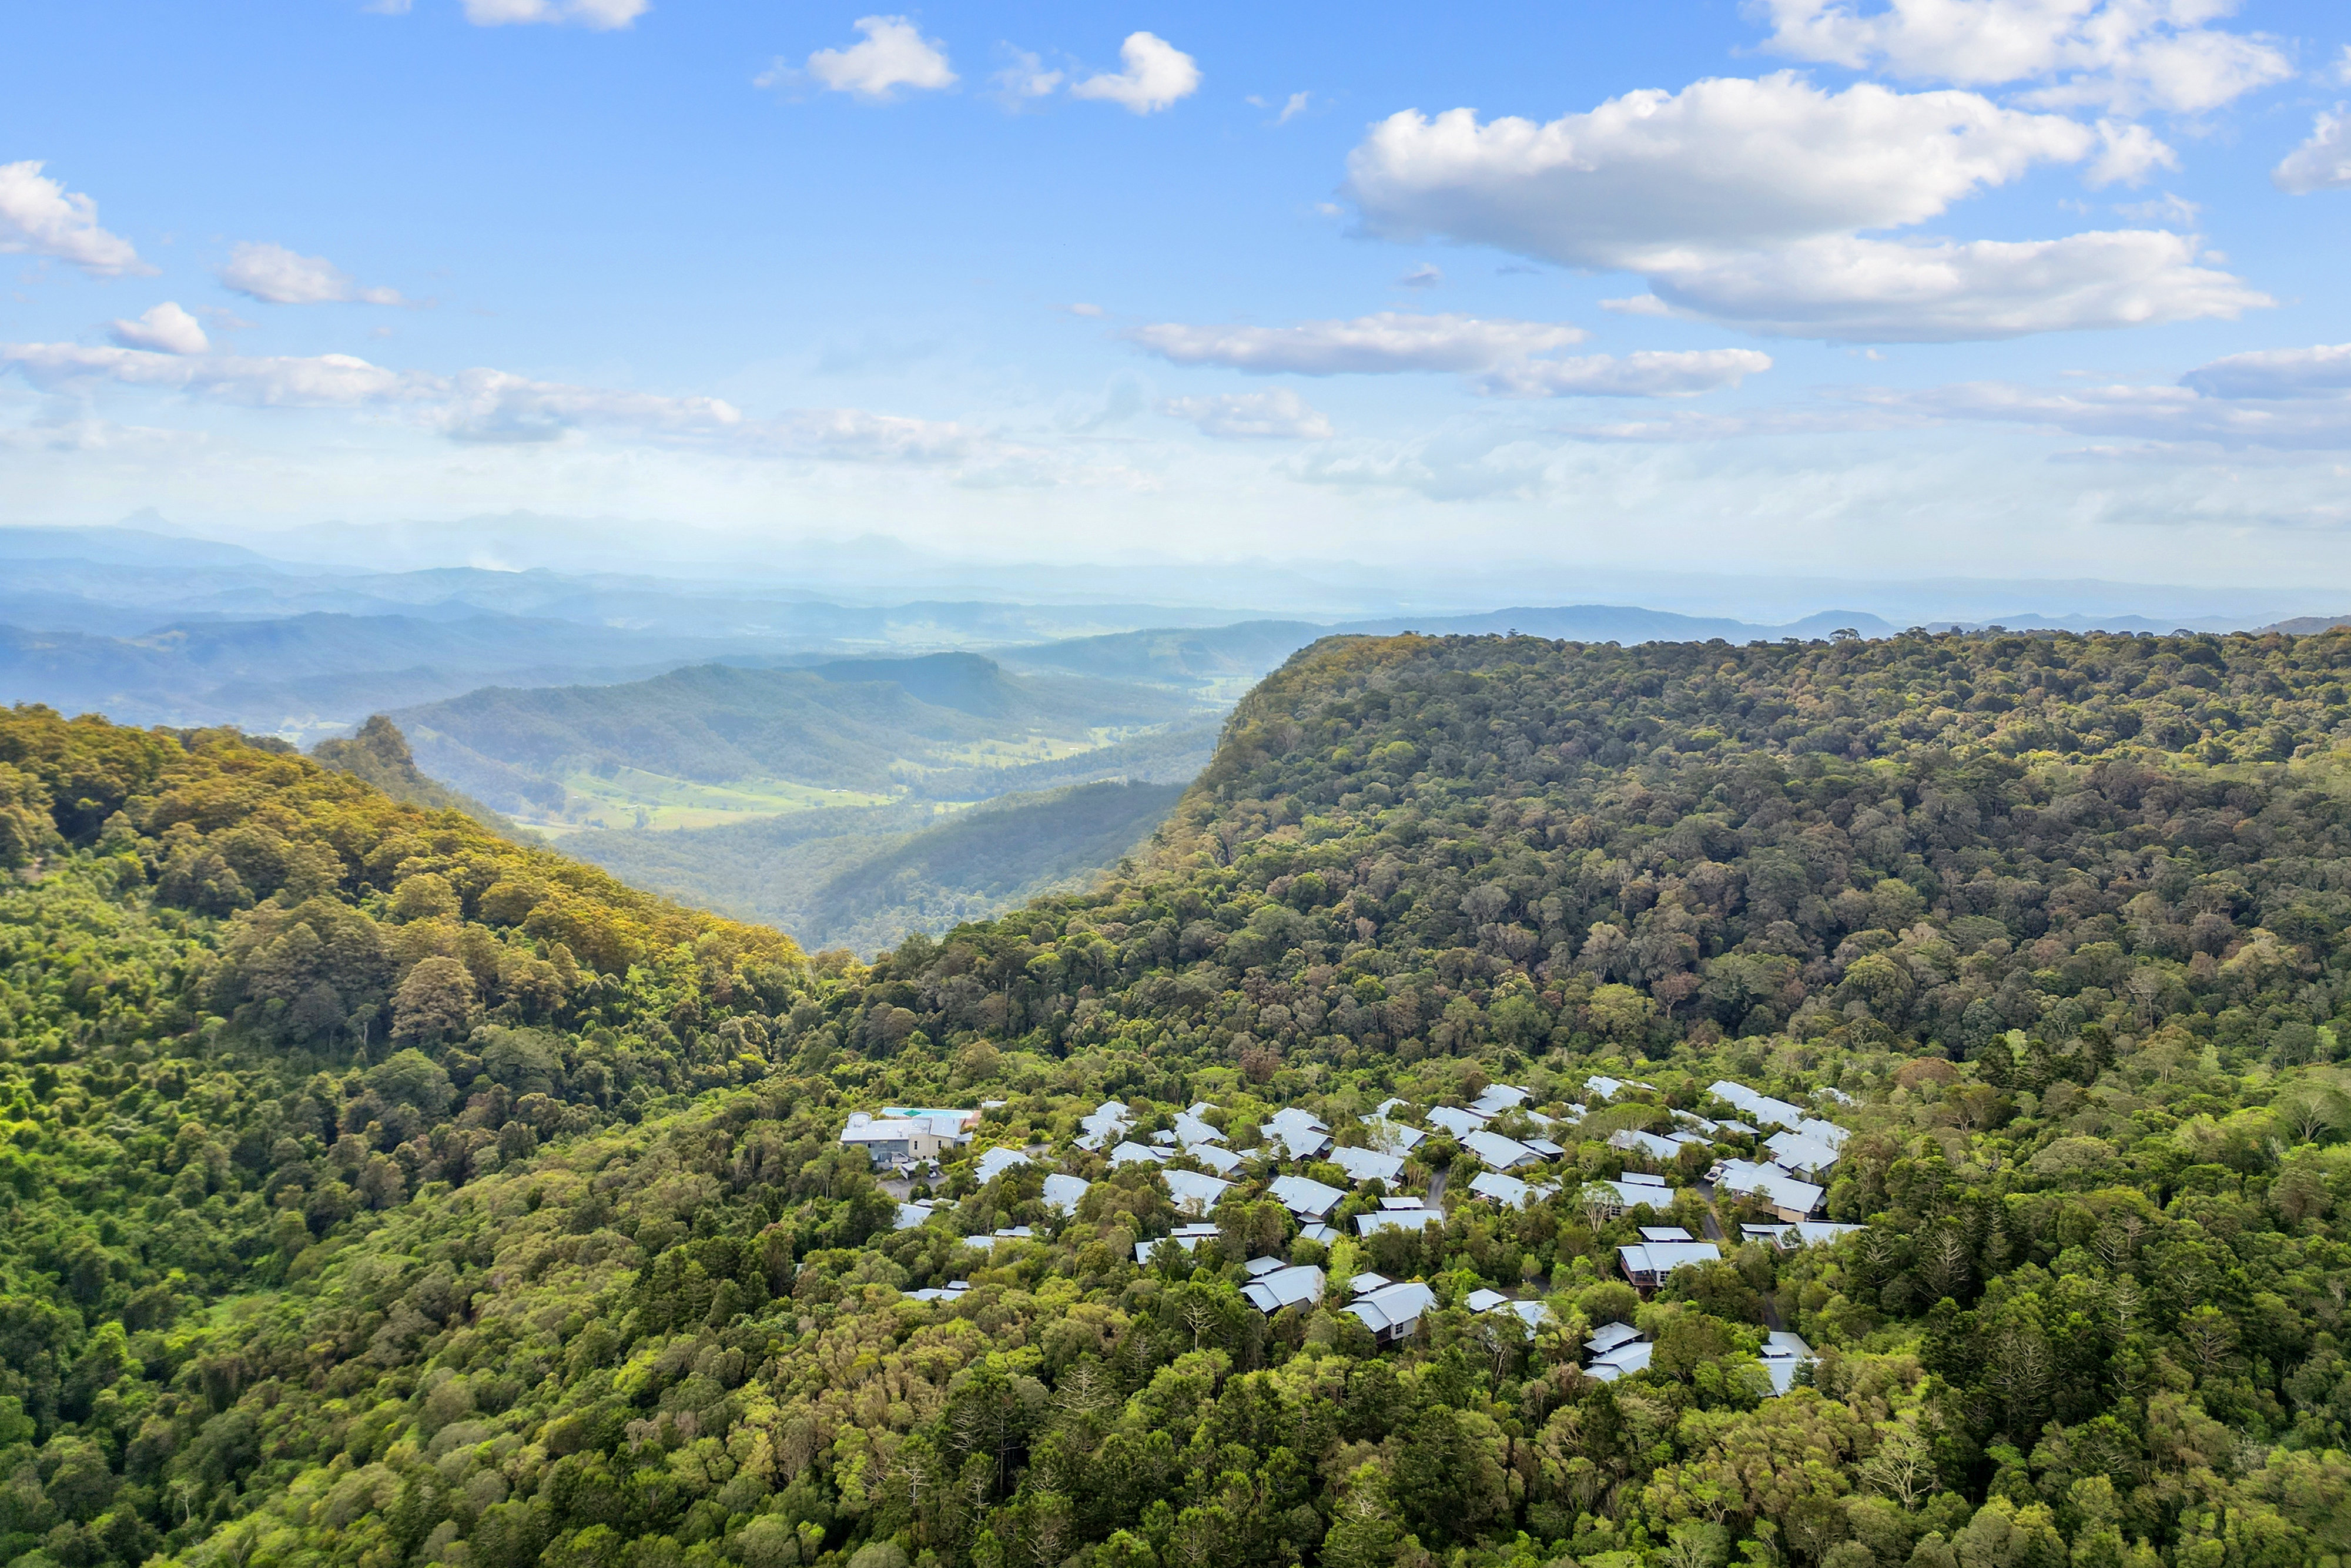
[562,778,1188,954]
[1,521,2340,745]
[387,652,1208,822]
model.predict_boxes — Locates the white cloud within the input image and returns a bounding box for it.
[1754,0,2291,114]
[801,16,956,100]
[1398,263,1443,289]
[1128,312,1588,375]
[0,161,148,277]
[108,303,208,356]
[1062,302,1104,317]
[1474,349,1773,398]
[1347,75,2093,267]
[2181,343,2351,400]
[1160,389,1333,439]
[1643,229,2268,341]
[461,0,648,28]
[0,339,974,461]
[1071,32,1198,114]
[1602,294,1674,316]
[2088,119,2175,186]
[219,242,405,306]
[1344,73,2263,341]
[2275,109,2351,194]
[1275,91,1311,125]
[1833,341,2351,452]
[990,48,1061,106]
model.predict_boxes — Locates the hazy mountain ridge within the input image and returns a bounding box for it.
[389,654,1205,809]
[563,777,1188,952]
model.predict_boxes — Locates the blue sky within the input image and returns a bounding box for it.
[5,0,2351,594]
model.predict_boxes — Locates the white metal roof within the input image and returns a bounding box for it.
[1469,1084,1531,1117]
[1618,1239,1722,1277]
[1344,1280,1436,1335]
[1186,1144,1244,1175]
[1468,1171,1532,1208]
[1270,1174,1345,1218]
[1463,1129,1543,1170]
[1717,1160,1824,1216]
[1163,1168,1232,1215]
[1242,1264,1325,1314]
[1586,1339,1652,1381]
[1330,1145,1406,1185]
[1607,1178,1675,1209]
[1109,1141,1168,1167]
[1428,1105,1488,1139]
[974,1147,1030,1182]
[1043,1174,1090,1214]
[1609,1129,1682,1161]
[1765,1130,1841,1175]
[1586,1320,1641,1355]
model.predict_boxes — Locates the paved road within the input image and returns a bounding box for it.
[1428,1161,1450,1205]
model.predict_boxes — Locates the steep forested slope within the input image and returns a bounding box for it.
[10,627,2351,1568]
[310,717,518,837]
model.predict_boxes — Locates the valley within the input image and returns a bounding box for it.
[7,626,2351,1568]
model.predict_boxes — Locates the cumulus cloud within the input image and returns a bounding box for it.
[2088,119,2176,186]
[1474,349,1773,398]
[108,303,208,356]
[1347,76,2093,266]
[1160,389,1334,439]
[460,0,648,28]
[1128,312,1588,375]
[1071,32,1198,114]
[219,242,405,306]
[2275,110,2351,195]
[0,340,973,460]
[1753,0,2290,113]
[1645,230,2268,342]
[798,16,956,100]
[0,161,147,277]
[1342,73,2263,341]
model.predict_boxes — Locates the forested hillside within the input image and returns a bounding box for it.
[9,627,2351,1568]
[310,717,518,837]
[569,780,1188,954]
[390,655,1204,823]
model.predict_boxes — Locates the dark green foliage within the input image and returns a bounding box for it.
[310,717,518,836]
[14,628,2351,1568]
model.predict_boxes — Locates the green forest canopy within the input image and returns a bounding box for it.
[8,626,2351,1568]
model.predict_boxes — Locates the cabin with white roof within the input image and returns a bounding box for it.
[1716,1159,1825,1222]
[1345,1280,1438,1343]
[1258,1107,1333,1161]
[1329,1145,1406,1185]
[1618,1238,1722,1290]
[1270,1174,1345,1219]
[1242,1264,1325,1315]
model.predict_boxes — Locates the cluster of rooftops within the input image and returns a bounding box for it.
[850,1069,1861,1338]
